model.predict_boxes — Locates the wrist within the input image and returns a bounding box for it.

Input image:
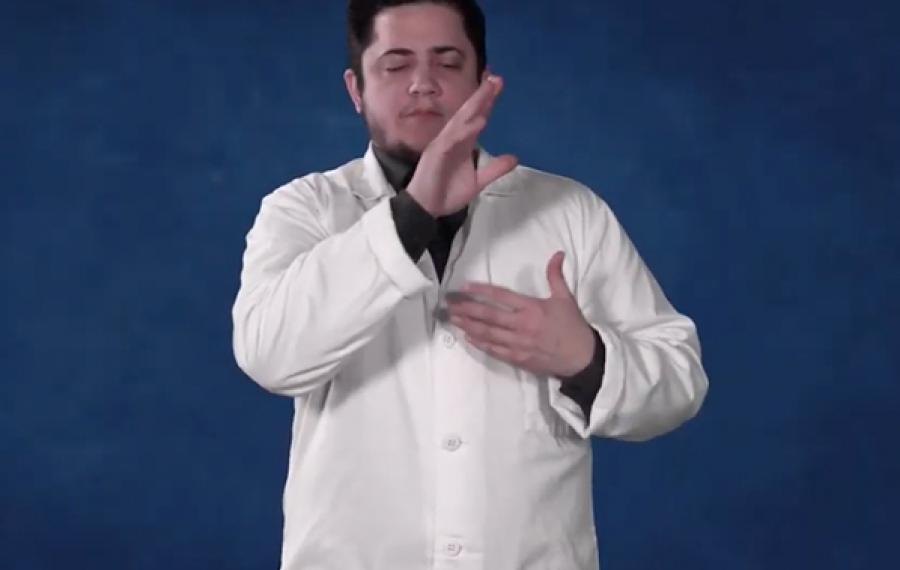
[405,185,440,217]
[564,324,596,377]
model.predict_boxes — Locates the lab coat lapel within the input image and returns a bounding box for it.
[355,142,397,207]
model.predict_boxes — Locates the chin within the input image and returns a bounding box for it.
[392,134,437,159]
[378,139,423,163]
[406,120,444,141]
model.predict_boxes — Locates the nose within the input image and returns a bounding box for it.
[408,65,440,97]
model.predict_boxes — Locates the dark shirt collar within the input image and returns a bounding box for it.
[372,142,474,225]
[372,144,417,192]
[371,143,481,194]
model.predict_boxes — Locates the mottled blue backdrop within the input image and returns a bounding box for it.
[3,0,898,568]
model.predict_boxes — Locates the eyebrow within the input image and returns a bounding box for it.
[378,46,466,59]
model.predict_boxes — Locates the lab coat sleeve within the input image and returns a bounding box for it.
[231,178,432,397]
[549,191,709,441]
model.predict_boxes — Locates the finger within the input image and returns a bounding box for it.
[450,313,517,346]
[463,282,533,311]
[476,154,518,189]
[465,334,530,366]
[447,300,520,331]
[455,316,553,360]
[445,290,516,313]
[437,77,502,152]
[429,115,484,158]
[464,320,533,352]
[455,74,502,125]
[472,74,502,119]
[476,75,503,122]
[448,115,486,147]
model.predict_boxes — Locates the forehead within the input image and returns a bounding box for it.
[367,3,472,56]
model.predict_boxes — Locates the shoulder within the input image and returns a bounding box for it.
[259,155,364,214]
[502,163,611,217]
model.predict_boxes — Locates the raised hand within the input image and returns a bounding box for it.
[405,74,518,217]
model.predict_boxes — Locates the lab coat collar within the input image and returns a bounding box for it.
[355,141,515,202]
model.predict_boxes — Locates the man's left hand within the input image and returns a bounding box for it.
[446,251,596,377]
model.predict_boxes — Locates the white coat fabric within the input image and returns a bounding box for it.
[232,143,708,570]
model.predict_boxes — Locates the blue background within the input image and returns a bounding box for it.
[3,0,898,568]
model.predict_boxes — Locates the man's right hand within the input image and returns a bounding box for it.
[406,74,519,217]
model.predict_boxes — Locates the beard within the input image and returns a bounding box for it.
[360,104,429,165]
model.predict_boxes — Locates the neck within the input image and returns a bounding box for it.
[373,142,419,168]
[372,142,418,191]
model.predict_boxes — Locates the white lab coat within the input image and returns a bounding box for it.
[232,143,708,570]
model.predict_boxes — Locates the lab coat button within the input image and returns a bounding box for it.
[445,542,463,557]
[442,332,457,348]
[442,434,462,451]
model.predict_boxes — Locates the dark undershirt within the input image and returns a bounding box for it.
[375,145,605,423]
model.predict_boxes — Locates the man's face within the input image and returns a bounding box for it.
[344,3,482,162]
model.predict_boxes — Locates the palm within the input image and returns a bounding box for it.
[405,74,517,217]
[442,151,479,212]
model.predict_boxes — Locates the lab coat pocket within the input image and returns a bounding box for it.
[520,372,578,439]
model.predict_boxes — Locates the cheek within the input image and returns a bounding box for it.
[364,84,405,117]
[440,93,470,119]
[360,100,392,130]
[442,78,480,110]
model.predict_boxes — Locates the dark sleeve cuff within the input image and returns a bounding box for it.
[389,191,437,262]
[558,328,606,422]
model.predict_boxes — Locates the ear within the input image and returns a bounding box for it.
[344,69,363,114]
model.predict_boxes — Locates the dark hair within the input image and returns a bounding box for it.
[347,0,487,90]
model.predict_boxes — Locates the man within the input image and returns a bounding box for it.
[231,1,709,568]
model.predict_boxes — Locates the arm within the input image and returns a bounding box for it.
[231,179,432,397]
[549,192,709,441]
[390,189,437,262]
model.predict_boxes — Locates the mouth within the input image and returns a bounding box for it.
[405,109,443,118]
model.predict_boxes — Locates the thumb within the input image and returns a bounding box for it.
[476,154,518,190]
[546,251,572,298]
